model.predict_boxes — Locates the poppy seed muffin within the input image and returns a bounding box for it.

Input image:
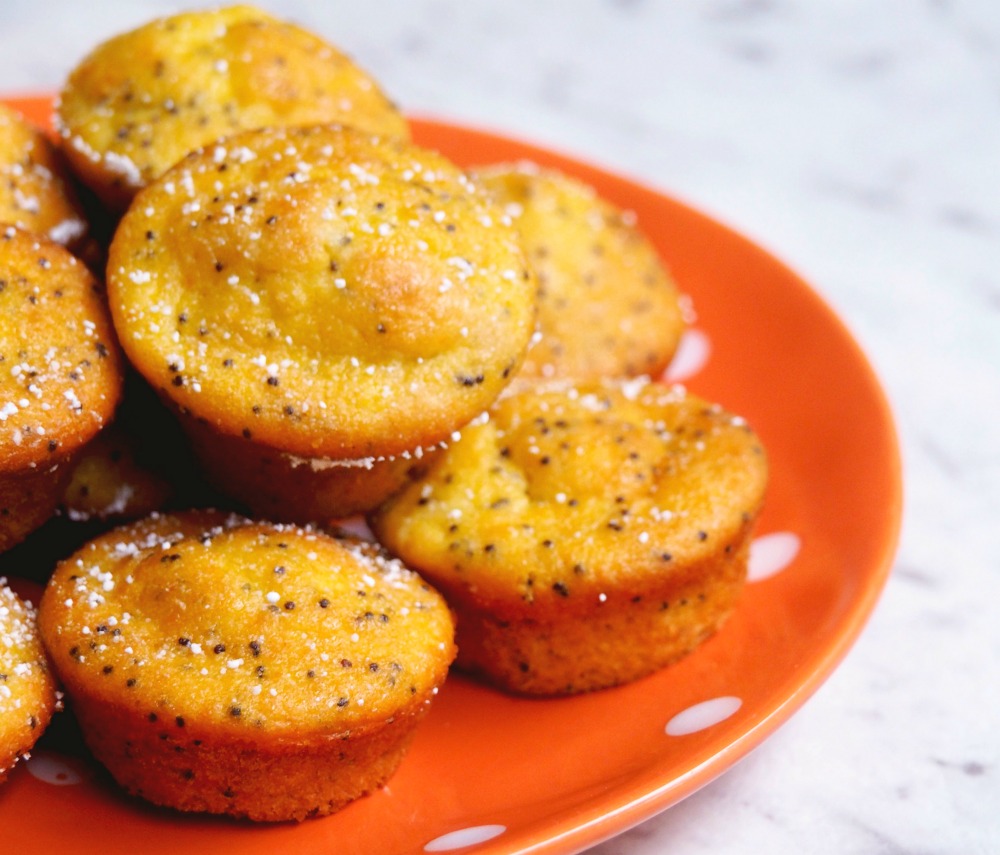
[0,226,123,552]
[56,5,410,210]
[106,122,535,468]
[0,104,90,254]
[38,510,456,821]
[371,378,768,695]
[474,162,685,380]
[1,579,61,783]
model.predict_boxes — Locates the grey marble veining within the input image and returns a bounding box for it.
[1,1,997,852]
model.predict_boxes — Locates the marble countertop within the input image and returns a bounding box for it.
[2,1,997,852]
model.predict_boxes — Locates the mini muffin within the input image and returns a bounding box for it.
[57,5,410,210]
[1,579,61,783]
[107,123,535,468]
[371,378,768,695]
[473,162,685,379]
[38,510,455,821]
[0,226,123,552]
[0,104,91,254]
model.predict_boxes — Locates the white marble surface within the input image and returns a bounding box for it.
[2,1,998,852]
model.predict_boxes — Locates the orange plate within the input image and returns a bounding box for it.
[1,95,902,854]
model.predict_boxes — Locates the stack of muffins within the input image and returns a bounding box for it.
[0,5,767,822]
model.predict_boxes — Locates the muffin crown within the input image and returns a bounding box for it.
[373,378,768,616]
[39,512,456,737]
[57,4,409,207]
[0,105,89,250]
[108,124,535,459]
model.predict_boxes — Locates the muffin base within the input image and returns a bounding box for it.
[452,537,750,696]
[71,695,428,821]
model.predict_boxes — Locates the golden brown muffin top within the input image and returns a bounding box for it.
[0,580,59,775]
[0,226,122,471]
[39,512,455,738]
[107,124,536,460]
[0,105,90,251]
[474,163,685,380]
[56,5,409,209]
[371,378,768,617]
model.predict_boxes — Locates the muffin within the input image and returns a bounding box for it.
[56,5,410,210]
[371,378,768,695]
[0,104,93,257]
[106,122,535,509]
[1,579,61,783]
[0,225,123,552]
[38,510,456,821]
[474,162,685,379]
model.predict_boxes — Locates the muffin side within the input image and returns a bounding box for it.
[38,511,456,820]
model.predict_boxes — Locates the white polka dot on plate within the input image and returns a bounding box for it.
[25,751,83,786]
[664,328,710,383]
[665,696,742,736]
[747,532,801,582]
[424,824,507,851]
